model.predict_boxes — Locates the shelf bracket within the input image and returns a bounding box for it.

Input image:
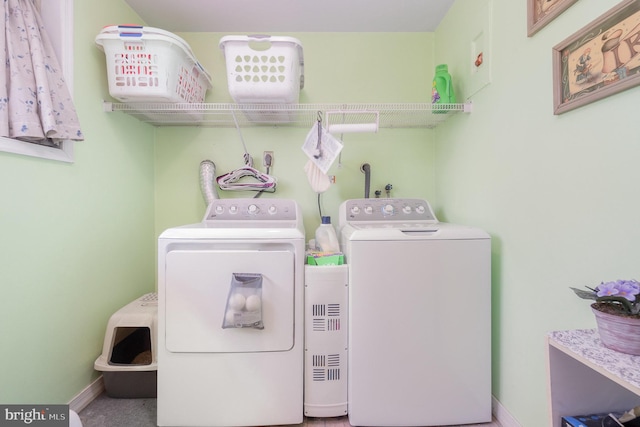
[103,101,114,112]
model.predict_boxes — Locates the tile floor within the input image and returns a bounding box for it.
[78,393,502,427]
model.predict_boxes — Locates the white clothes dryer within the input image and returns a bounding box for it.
[339,198,492,427]
[157,199,304,427]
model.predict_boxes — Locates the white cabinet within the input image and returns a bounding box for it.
[547,329,640,427]
[304,265,348,418]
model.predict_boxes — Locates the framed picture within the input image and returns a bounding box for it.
[552,0,640,115]
[528,0,579,36]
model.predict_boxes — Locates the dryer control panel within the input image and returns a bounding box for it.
[204,198,298,222]
[339,198,438,224]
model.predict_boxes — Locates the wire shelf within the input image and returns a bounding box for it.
[103,102,472,129]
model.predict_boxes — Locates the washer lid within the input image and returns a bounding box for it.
[349,222,438,231]
[342,221,489,241]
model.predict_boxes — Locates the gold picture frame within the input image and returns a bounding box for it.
[528,0,579,37]
[552,0,640,115]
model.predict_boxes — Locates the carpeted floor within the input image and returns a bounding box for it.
[78,393,501,427]
[79,393,157,427]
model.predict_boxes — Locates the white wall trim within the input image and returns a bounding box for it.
[69,382,521,424]
[0,0,76,163]
[492,395,522,427]
[68,376,104,413]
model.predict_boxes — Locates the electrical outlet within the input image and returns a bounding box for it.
[263,151,274,167]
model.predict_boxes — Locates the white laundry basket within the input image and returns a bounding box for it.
[96,25,212,103]
[94,293,157,398]
[219,35,304,104]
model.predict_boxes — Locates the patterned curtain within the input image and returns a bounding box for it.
[1,0,83,145]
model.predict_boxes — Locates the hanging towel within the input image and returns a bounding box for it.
[0,0,83,144]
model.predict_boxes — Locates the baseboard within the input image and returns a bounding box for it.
[70,379,516,425]
[68,376,104,413]
[492,395,522,427]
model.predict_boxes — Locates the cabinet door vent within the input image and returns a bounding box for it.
[312,318,325,331]
[312,304,325,316]
[311,353,342,381]
[327,303,340,316]
[327,318,340,331]
[312,354,326,367]
[311,303,342,332]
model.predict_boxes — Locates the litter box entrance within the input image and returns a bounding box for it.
[109,327,152,366]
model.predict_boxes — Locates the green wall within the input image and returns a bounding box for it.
[156,32,438,238]
[436,0,640,426]
[0,1,155,403]
[5,1,636,425]
[0,3,438,405]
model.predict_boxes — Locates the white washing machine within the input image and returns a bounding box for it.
[339,198,492,427]
[157,198,305,427]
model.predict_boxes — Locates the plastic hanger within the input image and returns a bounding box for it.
[216,112,277,192]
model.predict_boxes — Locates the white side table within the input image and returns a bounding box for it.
[547,329,640,427]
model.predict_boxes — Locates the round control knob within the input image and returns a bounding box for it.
[364,206,374,215]
[350,206,361,215]
[416,205,426,214]
[402,206,412,214]
[215,205,225,215]
[383,204,394,215]
[268,205,278,215]
[247,204,260,215]
[229,205,238,214]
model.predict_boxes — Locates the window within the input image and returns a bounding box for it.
[0,0,76,163]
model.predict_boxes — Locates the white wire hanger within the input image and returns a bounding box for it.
[217,156,277,192]
[216,112,277,193]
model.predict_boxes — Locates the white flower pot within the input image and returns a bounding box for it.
[592,303,640,356]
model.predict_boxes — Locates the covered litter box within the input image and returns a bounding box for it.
[94,293,157,398]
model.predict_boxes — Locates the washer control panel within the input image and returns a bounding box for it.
[204,199,297,221]
[342,198,437,223]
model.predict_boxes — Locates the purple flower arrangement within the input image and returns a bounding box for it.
[571,279,640,316]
